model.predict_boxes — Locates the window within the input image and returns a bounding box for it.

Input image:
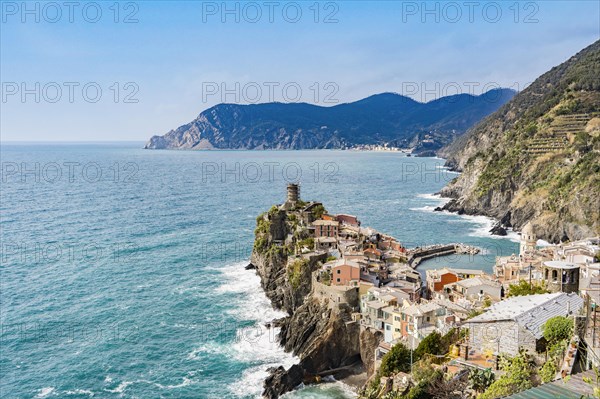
[426,316,430,322]
[336,269,341,274]
[336,278,340,283]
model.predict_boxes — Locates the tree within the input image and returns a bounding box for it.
[312,204,326,219]
[414,331,442,359]
[480,352,533,399]
[542,316,573,345]
[507,280,549,296]
[380,342,412,376]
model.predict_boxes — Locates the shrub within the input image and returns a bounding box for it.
[543,316,573,345]
[540,359,557,383]
[287,258,308,289]
[507,280,549,296]
[468,368,495,393]
[480,352,532,399]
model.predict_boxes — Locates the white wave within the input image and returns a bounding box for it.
[212,261,299,398]
[187,341,229,359]
[36,387,55,398]
[104,377,196,394]
[434,165,460,174]
[415,194,520,243]
[281,381,358,398]
[216,262,288,322]
[409,206,438,213]
[456,214,520,243]
[155,377,195,389]
[104,381,135,393]
[415,193,452,207]
[416,193,443,201]
[64,389,94,396]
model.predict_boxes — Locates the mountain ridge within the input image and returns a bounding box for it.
[144,89,515,153]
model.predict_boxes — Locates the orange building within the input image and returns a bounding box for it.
[426,268,461,294]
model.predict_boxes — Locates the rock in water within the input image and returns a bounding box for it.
[489,222,507,236]
[500,212,512,228]
[263,365,304,399]
[245,263,256,270]
[434,207,443,212]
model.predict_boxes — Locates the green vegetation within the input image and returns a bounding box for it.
[380,343,412,376]
[582,366,600,398]
[363,329,469,399]
[413,332,442,360]
[440,327,468,354]
[312,204,326,219]
[479,352,533,399]
[297,237,314,250]
[447,41,600,237]
[468,368,495,394]
[253,216,271,252]
[295,200,307,209]
[536,315,574,384]
[325,255,337,262]
[507,280,550,297]
[287,258,308,289]
[539,358,557,383]
[542,316,573,344]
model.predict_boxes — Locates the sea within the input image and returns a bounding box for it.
[0,143,520,399]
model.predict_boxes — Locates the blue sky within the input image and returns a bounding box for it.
[1,0,599,141]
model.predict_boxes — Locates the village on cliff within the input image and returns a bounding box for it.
[259,184,600,398]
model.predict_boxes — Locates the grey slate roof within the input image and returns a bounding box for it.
[465,293,584,339]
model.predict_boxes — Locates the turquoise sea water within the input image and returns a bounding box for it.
[0,144,519,399]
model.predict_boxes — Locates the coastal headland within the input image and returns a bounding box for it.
[250,184,482,398]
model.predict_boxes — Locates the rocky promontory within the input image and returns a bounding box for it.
[250,199,370,398]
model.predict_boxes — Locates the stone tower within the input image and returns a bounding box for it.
[287,183,299,204]
[520,221,536,257]
[282,183,300,210]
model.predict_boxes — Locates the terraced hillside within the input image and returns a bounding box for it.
[440,40,600,242]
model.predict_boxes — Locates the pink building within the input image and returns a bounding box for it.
[331,259,361,286]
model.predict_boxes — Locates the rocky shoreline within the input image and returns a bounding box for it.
[250,204,368,398]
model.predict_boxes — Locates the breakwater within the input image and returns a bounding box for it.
[406,243,480,268]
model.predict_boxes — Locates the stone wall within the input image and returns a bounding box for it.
[312,273,359,309]
[467,320,537,356]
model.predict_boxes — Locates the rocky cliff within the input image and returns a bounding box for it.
[440,40,600,242]
[250,203,371,398]
[145,90,515,154]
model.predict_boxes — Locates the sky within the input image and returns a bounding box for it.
[1,0,599,141]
